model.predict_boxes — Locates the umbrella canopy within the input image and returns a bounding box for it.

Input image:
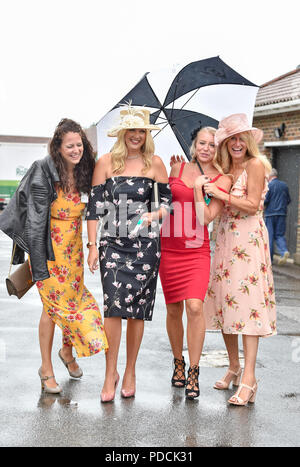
[96,56,259,166]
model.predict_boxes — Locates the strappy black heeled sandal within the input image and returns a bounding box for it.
[171,356,186,387]
[185,365,200,399]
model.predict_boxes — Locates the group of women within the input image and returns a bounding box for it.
[0,105,276,407]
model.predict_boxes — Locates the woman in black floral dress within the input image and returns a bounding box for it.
[86,106,172,402]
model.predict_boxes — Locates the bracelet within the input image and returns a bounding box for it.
[86,241,97,249]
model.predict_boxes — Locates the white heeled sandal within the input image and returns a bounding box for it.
[214,367,242,390]
[228,382,258,406]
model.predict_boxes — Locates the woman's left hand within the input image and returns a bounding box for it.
[170,155,185,167]
[194,175,211,190]
[140,211,160,227]
[203,182,221,199]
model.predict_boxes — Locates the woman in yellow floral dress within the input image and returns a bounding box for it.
[35,119,108,393]
[36,188,108,359]
[0,119,108,393]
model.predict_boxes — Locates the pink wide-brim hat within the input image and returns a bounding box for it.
[215,113,263,146]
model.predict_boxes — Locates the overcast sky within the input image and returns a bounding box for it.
[0,0,299,137]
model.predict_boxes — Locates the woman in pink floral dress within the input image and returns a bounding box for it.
[202,114,276,406]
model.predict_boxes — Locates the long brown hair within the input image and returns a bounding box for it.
[49,118,96,193]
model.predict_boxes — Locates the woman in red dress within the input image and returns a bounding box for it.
[159,127,231,399]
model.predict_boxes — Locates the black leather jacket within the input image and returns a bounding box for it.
[0,155,60,281]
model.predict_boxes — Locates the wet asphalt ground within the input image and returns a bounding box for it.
[0,228,299,448]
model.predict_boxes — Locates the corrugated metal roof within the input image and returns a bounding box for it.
[255,68,300,107]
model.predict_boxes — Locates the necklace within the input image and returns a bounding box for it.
[127,154,141,160]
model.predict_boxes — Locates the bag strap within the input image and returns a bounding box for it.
[8,243,17,278]
[195,160,204,175]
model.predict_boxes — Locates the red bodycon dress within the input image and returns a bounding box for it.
[159,162,222,304]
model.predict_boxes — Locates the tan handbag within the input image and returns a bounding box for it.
[6,244,35,299]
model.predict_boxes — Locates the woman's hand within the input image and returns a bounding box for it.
[194,175,211,190]
[203,182,222,199]
[87,246,99,274]
[170,155,185,167]
[140,211,159,226]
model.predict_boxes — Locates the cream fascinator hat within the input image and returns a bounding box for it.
[215,113,263,146]
[107,104,161,137]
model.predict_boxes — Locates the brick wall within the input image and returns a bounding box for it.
[298,194,300,264]
[253,110,300,160]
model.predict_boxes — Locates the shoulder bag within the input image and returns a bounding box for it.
[6,244,35,299]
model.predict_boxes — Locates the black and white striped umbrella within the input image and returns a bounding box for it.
[96,56,259,167]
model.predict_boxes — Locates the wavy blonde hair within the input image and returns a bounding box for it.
[215,131,271,175]
[190,127,224,174]
[111,129,154,174]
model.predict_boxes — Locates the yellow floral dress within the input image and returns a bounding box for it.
[36,189,108,357]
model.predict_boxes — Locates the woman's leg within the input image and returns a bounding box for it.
[228,335,259,403]
[185,299,205,396]
[185,299,206,366]
[39,308,57,388]
[214,332,241,388]
[166,302,185,386]
[166,301,184,359]
[122,318,145,393]
[222,333,240,368]
[59,335,80,374]
[101,317,122,395]
[241,335,259,389]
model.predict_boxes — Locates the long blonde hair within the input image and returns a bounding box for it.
[111,129,154,174]
[215,131,271,174]
[190,126,224,174]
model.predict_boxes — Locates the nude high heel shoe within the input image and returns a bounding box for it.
[121,379,136,399]
[214,367,242,390]
[101,374,120,403]
[58,349,83,379]
[121,388,136,399]
[38,368,62,394]
[228,381,258,406]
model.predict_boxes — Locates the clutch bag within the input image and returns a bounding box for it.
[6,245,35,299]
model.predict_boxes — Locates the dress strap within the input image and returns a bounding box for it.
[217,186,228,194]
[178,162,186,180]
[210,173,222,183]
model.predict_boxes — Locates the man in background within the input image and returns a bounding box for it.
[264,168,291,265]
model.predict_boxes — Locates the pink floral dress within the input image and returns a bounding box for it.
[36,189,108,357]
[205,170,276,337]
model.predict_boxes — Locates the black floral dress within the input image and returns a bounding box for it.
[86,177,172,321]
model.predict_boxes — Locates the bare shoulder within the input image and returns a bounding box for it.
[94,153,112,172]
[246,157,265,173]
[93,153,112,185]
[95,152,111,167]
[246,157,265,185]
[217,174,232,191]
[152,155,165,167]
[152,155,168,183]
